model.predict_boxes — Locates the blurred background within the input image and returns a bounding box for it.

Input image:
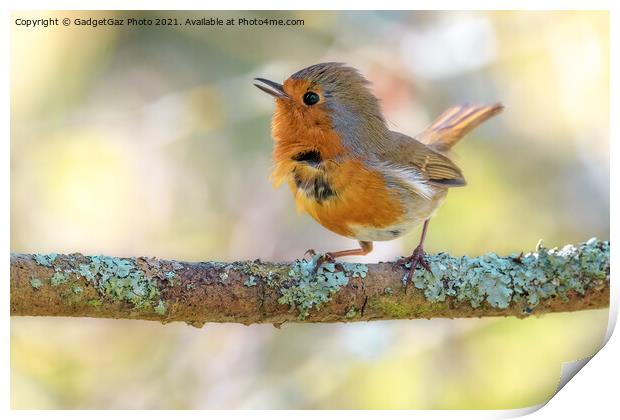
[11,10,609,409]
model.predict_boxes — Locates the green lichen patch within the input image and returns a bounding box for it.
[218,272,229,283]
[408,238,609,311]
[72,285,83,294]
[50,272,68,287]
[345,306,358,319]
[164,271,176,286]
[244,276,257,287]
[87,299,101,307]
[30,278,43,289]
[368,295,412,318]
[33,253,57,267]
[78,264,96,281]
[154,300,167,315]
[339,262,368,278]
[277,255,369,319]
[221,260,287,288]
[72,255,162,313]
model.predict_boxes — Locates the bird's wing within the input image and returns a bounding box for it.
[381,131,466,188]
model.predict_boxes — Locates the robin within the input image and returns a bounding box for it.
[254,62,502,282]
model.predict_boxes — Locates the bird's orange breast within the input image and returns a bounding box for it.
[269,91,405,239]
[288,158,406,238]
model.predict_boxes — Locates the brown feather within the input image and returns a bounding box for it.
[416,103,504,152]
[382,131,466,187]
[378,103,504,187]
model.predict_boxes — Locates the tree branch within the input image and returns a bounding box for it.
[10,239,609,327]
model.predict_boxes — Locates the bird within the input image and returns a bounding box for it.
[254,62,503,282]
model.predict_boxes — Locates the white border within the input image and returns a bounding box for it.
[3,1,617,418]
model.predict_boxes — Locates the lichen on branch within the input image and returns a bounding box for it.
[10,239,610,327]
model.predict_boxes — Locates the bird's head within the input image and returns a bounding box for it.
[254,63,387,149]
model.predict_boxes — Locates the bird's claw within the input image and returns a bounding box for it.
[303,249,338,273]
[303,249,317,261]
[312,252,337,274]
[393,245,431,284]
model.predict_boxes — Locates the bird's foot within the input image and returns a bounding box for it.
[393,245,432,284]
[303,249,337,274]
[303,249,317,260]
[313,253,338,274]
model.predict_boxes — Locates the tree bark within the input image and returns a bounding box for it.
[10,239,609,327]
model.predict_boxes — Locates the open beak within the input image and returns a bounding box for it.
[254,78,289,99]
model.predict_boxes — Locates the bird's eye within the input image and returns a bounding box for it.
[302,91,320,106]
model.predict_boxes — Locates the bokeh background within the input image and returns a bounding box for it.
[11,10,609,409]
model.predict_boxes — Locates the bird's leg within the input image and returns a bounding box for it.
[307,241,373,273]
[325,240,374,259]
[394,219,432,283]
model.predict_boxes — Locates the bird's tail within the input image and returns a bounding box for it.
[416,103,504,152]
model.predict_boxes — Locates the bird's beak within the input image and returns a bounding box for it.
[254,78,289,99]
